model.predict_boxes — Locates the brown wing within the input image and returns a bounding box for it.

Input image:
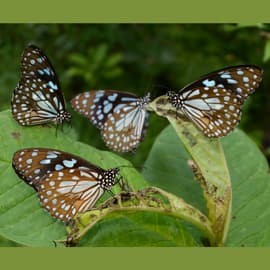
[37,167,104,222]
[11,45,68,125]
[181,65,263,103]
[101,103,148,152]
[179,86,242,137]
[71,90,139,129]
[12,148,103,187]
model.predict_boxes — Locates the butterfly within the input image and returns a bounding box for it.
[71,90,151,152]
[167,65,263,138]
[11,44,71,126]
[12,148,121,223]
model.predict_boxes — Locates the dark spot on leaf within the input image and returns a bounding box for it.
[201,237,211,247]
[11,132,21,140]
[182,128,197,147]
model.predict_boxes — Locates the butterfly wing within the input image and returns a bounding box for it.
[71,90,150,152]
[12,148,103,186]
[12,148,107,222]
[181,65,263,102]
[168,65,263,138]
[11,45,70,125]
[36,167,104,222]
[175,86,242,137]
[101,101,149,152]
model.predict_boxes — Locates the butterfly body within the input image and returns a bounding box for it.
[12,45,71,126]
[71,90,151,152]
[167,65,263,138]
[12,148,119,222]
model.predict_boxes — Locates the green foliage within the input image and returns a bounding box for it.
[0,110,147,246]
[263,40,270,62]
[66,43,123,86]
[143,124,270,246]
[0,24,268,166]
[0,24,270,247]
[76,211,200,247]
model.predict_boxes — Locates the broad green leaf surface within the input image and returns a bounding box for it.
[0,110,147,246]
[77,211,200,247]
[66,187,213,247]
[142,125,207,214]
[263,39,270,62]
[223,130,270,246]
[144,125,270,246]
[147,96,232,245]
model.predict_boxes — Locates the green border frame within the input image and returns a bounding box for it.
[0,0,270,22]
[1,247,268,269]
[1,0,270,268]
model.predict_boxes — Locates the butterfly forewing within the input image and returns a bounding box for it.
[71,90,150,152]
[12,148,118,222]
[11,45,71,126]
[181,65,263,103]
[12,148,97,186]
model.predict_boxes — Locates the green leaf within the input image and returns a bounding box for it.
[77,211,200,247]
[147,96,232,246]
[263,39,270,62]
[0,110,147,246]
[222,130,270,246]
[143,124,270,246]
[68,53,88,67]
[66,187,213,247]
[91,44,108,65]
[104,53,123,68]
[142,125,207,214]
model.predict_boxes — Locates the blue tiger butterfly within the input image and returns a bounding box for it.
[167,65,263,137]
[71,90,151,152]
[12,148,121,223]
[11,45,71,126]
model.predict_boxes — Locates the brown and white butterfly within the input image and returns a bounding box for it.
[71,90,151,152]
[11,45,71,126]
[167,65,263,137]
[12,148,121,223]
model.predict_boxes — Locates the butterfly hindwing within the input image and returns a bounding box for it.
[101,100,149,152]
[36,166,104,222]
[177,86,242,137]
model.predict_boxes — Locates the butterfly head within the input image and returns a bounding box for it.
[137,93,151,109]
[167,91,182,109]
[56,111,72,124]
[100,168,120,190]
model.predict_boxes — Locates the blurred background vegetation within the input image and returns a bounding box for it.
[1,23,270,165]
[1,23,270,246]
